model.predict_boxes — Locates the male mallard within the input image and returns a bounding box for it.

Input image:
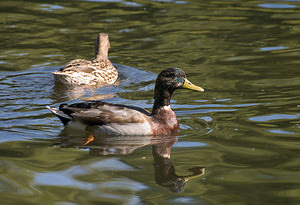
[53,33,118,86]
[47,68,204,135]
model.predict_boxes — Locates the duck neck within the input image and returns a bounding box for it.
[151,83,174,115]
[95,34,110,62]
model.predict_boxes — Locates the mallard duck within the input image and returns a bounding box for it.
[53,33,118,86]
[47,68,204,135]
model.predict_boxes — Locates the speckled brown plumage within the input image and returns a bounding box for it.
[53,33,118,86]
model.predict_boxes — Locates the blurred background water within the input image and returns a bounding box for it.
[0,0,300,204]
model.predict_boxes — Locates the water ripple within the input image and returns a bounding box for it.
[258,3,297,9]
[249,114,299,122]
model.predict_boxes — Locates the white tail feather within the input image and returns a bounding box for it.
[46,106,72,120]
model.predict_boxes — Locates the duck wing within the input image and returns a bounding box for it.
[60,101,151,126]
[60,59,95,73]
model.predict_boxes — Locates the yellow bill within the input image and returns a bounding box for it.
[183,78,204,92]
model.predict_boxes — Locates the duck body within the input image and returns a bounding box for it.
[53,33,118,86]
[48,101,178,135]
[48,68,204,135]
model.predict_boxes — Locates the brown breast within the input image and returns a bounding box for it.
[149,106,179,135]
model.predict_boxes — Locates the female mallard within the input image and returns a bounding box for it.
[53,33,118,86]
[47,68,204,135]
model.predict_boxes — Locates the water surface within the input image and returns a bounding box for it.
[1,0,300,204]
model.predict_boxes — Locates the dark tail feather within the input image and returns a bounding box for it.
[46,106,72,126]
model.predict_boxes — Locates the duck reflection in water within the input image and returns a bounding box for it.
[53,131,205,192]
[152,140,205,193]
[52,82,117,102]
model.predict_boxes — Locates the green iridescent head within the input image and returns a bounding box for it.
[156,68,204,92]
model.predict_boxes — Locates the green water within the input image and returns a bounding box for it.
[1,0,300,204]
